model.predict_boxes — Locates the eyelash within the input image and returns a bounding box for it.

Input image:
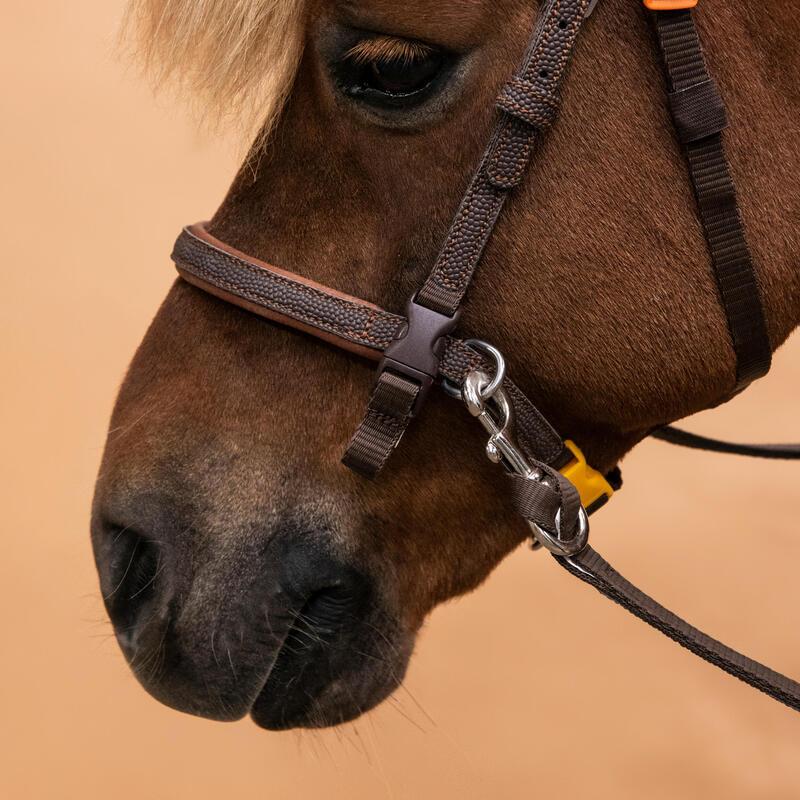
[343,36,436,68]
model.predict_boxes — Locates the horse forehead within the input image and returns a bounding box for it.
[333,0,503,47]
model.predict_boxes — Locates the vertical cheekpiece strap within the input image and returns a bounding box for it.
[653,7,772,393]
[344,0,597,478]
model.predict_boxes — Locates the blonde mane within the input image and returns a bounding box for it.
[122,0,307,136]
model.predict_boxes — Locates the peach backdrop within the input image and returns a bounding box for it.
[2,2,799,798]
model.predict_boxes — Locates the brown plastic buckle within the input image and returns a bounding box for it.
[377,298,460,415]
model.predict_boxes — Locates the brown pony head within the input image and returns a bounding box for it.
[92,0,800,728]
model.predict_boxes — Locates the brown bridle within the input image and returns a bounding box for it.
[171,0,800,713]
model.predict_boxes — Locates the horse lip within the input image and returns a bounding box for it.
[247,608,301,703]
[248,584,370,729]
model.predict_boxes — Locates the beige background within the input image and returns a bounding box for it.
[3,3,800,798]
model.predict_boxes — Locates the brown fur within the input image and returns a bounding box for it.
[94,0,800,726]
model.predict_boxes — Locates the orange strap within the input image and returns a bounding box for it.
[643,0,697,9]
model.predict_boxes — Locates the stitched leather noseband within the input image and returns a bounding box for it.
[171,1,800,712]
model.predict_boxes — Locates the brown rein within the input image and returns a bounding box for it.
[171,1,800,713]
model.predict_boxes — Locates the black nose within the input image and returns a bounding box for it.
[91,509,373,724]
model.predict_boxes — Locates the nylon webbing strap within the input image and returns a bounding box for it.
[345,0,596,476]
[509,468,582,538]
[654,9,771,392]
[557,546,800,712]
[341,372,420,476]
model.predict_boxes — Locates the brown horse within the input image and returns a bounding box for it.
[92,0,800,729]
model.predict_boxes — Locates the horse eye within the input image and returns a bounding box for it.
[335,40,448,110]
[366,53,443,95]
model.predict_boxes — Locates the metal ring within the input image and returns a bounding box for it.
[464,339,506,399]
[442,339,506,400]
[527,506,589,557]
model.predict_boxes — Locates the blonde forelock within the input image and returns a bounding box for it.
[121,0,307,137]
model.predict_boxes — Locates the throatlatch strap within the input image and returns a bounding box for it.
[654,9,771,392]
[556,546,800,712]
[346,0,597,476]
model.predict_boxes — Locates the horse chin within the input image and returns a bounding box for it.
[120,613,414,730]
[249,655,410,730]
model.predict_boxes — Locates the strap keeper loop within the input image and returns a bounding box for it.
[486,80,561,188]
[668,78,728,143]
[497,78,561,130]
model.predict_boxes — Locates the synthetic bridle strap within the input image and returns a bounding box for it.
[172,223,573,471]
[654,9,771,392]
[415,0,591,317]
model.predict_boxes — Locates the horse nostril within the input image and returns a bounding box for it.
[103,525,161,645]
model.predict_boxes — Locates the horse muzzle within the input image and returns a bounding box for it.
[90,500,412,729]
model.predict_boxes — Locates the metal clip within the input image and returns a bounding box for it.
[461,370,543,480]
[448,341,589,556]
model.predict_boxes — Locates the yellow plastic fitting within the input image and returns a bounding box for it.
[560,440,614,512]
